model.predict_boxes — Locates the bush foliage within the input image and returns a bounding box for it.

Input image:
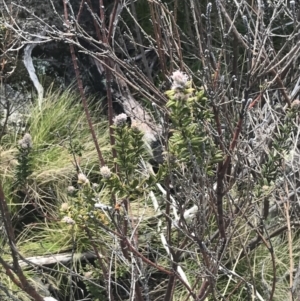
[1,1,300,301]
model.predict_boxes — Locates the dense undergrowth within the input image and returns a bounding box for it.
[1,82,300,301]
[2,0,300,301]
[0,90,111,300]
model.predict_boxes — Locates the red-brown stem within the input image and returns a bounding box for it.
[173,0,178,23]
[76,0,85,22]
[84,1,116,164]
[99,218,173,275]
[121,200,144,301]
[211,55,225,153]
[215,116,244,251]
[248,93,262,110]
[62,0,105,168]
[228,117,243,154]
[164,273,176,301]
[84,227,115,301]
[99,0,107,41]
[125,238,173,275]
[105,63,117,162]
[98,1,117,165]
[219,117,244,179]
[0,184,44,301]
[182,275,201,301]
[107,0,120,43]
[197,280,210,301]
[212,103,225,153]
[86,0,102,40]
[148,1,167,78]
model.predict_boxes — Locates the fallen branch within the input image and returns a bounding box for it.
[18,251,100,268]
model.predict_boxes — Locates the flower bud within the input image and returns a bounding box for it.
[171,70,189,90]
[61,216,75,224]
[78,173,89,185]
[18,133,33,149]
[100,166,112,179]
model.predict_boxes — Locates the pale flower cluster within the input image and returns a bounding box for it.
[77,173,90,185]
[18,133,33,149]
[171,70,189,90]
[67,185,76,194]
[113,113,128,127]
[61,216,75,224]
[100,165,112,179]
[60,202,69,211]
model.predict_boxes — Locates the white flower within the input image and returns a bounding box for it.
[61,203,69,211]
[100,166,112,179]
[113,113,128,127]
[92,183,99,189]
[77,173,89,185]
[170,70,189,90]
[18,133,33,149]
[67,185,76,194]
[61,216,75,224]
